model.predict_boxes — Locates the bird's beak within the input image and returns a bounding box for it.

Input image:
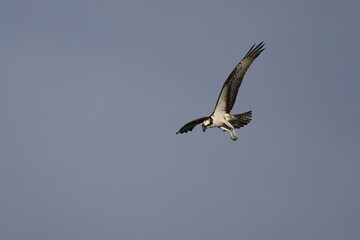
[202,125,206,132]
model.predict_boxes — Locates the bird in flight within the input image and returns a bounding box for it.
[176,42,265,141]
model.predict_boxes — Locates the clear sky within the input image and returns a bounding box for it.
[1,0,359,239]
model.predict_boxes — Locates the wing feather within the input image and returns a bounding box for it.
[176,117,208,134]
[213,42,265,114]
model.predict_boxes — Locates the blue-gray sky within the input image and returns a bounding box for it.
[1,0,359,239]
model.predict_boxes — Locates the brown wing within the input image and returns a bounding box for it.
[228,111,252,129]
[176,117,208,134]
[213,42,265,115]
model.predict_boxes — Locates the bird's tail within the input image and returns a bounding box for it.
[229,111,252,129]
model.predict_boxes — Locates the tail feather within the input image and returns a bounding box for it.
[229,111,252,129]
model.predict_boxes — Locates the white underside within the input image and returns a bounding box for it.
[210,113,238,141]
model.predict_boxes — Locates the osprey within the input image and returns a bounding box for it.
[176,42,265,141]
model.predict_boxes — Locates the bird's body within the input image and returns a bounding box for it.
[176,42,265,141]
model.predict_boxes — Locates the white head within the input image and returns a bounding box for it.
[202,118,213,132]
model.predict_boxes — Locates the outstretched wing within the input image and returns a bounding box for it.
[213,42,265,115]
[176,117,208,134]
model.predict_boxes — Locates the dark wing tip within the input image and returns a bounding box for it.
[176,130,188,134]
[176,117,208,135]
[176,126,191,134]
[245,42,265,58]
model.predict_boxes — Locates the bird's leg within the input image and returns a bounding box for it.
[223,118,238,141]
[220,126,238,141]
[231,130,238,141]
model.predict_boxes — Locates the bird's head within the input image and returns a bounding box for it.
[202,118,212,132]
